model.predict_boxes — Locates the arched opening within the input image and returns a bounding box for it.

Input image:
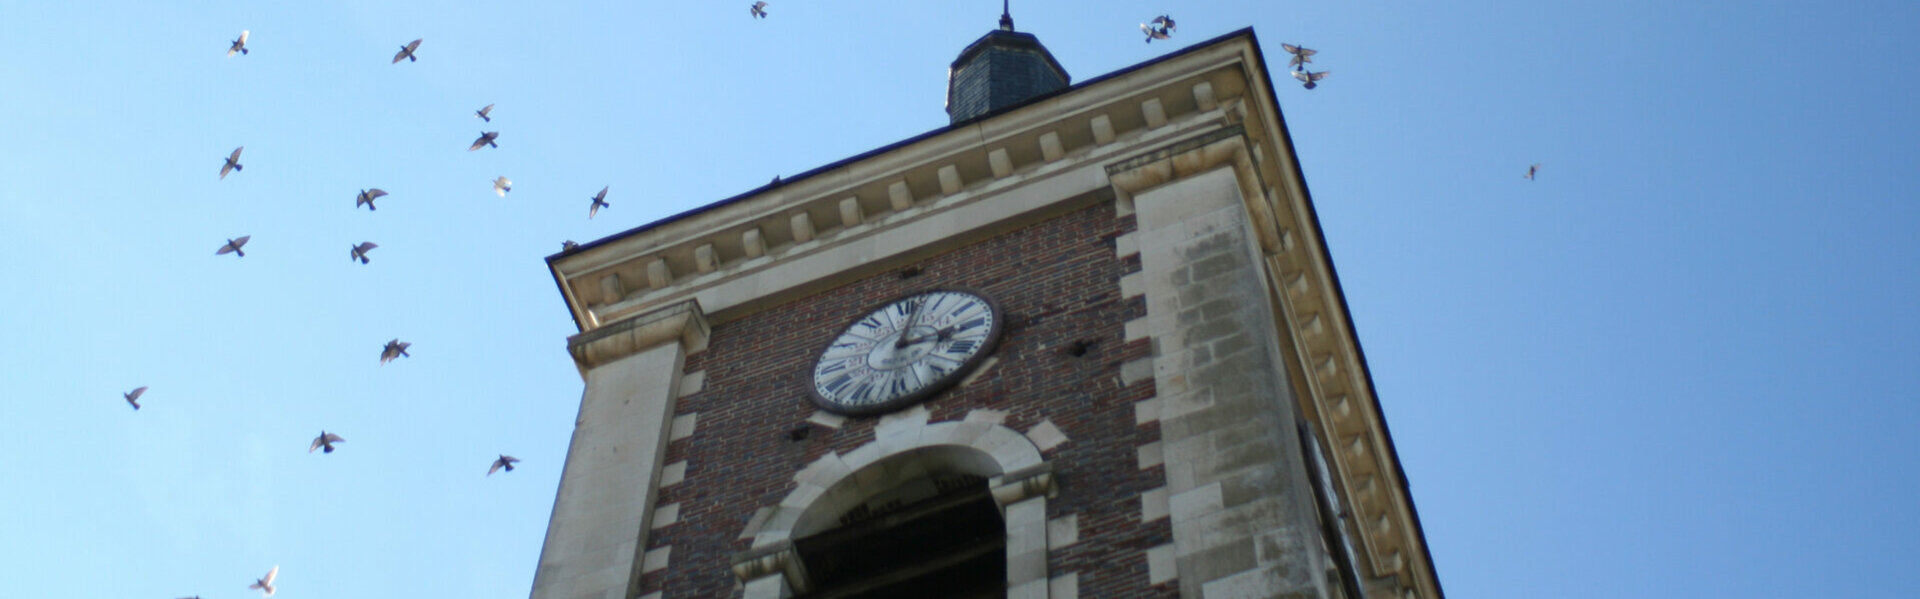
[735,419,1052,599]
[791,448,1008,599]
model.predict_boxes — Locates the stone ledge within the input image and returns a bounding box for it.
[566,299,709,373]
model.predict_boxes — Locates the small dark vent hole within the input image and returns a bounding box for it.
[1068,339,1095,357]
[898,266,924,279]
[787,424,813,442]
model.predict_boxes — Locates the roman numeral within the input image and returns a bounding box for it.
[946,340,977,354]
[823,374,853,394]
[849,380,877,404]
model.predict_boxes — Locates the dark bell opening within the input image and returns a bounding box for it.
[794,476,1005,599]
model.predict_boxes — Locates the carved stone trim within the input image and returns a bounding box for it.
[1106,126,1284,256]
[730,541,810,593]
[566,299,709,371]
[988,462,1057,507]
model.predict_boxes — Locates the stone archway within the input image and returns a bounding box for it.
[733,414,1057,598]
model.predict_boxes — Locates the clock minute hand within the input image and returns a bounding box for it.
[895,297,927,348]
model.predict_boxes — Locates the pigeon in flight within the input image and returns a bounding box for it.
[751,2,768,18]
[1526,163,1541,180]
[1140,23,1170,42]
[124,386,148,410]
[350,242,378,264]
[220,147,244,179]
[393,38,422,63]
[1141,15,1175,42]
[1293,68,1330,90]
[493,176,513,197]
[469,131,499,151]
[356,188,387,211]
[1281,43,1316,68]
[475,103,494,123]
[309,431,345,453]
[489,455,521,475]
[380,339,411,365]
[228,30,249,57]
[248,566,278,596]
[216,235,251,258]
[588,186,609,219]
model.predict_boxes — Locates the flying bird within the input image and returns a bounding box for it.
[493,176,512,197]
[356,188,387,211]
[220,146,244,179]
[1281,43,1316,68]
[475,103,494,122]
[393,38,422,63]
[216,235,251,258]
[309,431,345,453]
[1141,15,1175,42]
[124,386,148,410]
[469,131,499,151]
[248,566,278,597]
[380,339,411,365]
[227,30,250,57]
[350,242,378,264]
[1526,163,1541,180]
[1293,68,1330,90]
[588,186,609,218]
[751,2,768,18]
[489,455,521,475]
[1140,23,1170,42]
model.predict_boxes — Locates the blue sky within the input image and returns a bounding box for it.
[3,1,1917,597]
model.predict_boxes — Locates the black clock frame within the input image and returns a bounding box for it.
[803,287,1005,417]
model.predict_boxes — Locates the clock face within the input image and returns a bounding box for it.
[808,288,1003,416]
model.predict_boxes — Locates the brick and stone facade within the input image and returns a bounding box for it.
[534,28,1443,599]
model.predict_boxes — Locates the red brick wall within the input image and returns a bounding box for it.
[642,201,1176,598]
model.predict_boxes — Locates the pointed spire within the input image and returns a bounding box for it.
[999,0,1014,31]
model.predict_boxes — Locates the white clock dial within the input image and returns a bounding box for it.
[809,289,1002,415]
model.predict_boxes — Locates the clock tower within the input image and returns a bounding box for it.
[534,25,1442,599]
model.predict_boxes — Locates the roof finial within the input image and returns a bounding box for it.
[999,0,1014,30]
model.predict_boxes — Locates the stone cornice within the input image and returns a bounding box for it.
[549,38,1260,331]
[1235,44,1445,596]
[565,299,708,374]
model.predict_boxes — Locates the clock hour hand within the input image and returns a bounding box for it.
[902,325,957,346]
